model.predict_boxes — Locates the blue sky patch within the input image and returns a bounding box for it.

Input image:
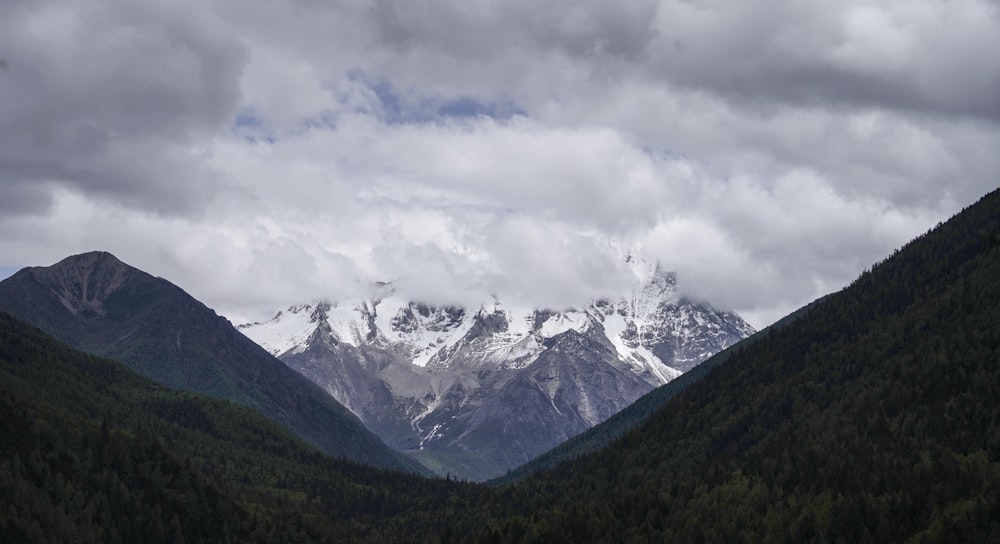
[361,74,525,124]
[232,106,276,144]
[0,265,19,281]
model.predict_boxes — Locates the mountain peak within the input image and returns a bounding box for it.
[48,250,129,275]
[0,252,424,474]
[61,249,122,262]
[26,251,141,318]
[240,269,755,479]
[309,302,332,323]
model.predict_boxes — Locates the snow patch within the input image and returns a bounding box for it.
[238,304,316,357]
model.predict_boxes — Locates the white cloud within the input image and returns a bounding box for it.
[1,0,998,329]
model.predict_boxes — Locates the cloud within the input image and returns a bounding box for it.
[1,0,998,329]
[0,0,246,215]
[639,172,944,313]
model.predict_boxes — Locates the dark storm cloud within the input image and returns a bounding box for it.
[370,0,659,61]
[0,179,52,216]
[360,0,1000,123]
[645,1,1000,121]
[0,0,246,216]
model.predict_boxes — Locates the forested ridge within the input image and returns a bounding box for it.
[3,187,1000,542]
[0,312,494,543]
[493,293,831,486]
[486,188,1000,542]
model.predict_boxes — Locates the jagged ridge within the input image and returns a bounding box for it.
[240,263,754,480]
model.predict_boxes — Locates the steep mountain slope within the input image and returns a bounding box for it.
[240,265,754,480]
[493,294,832,484]
[483,189,1000,541]
[0,311,481,543]
[0,252,422,474]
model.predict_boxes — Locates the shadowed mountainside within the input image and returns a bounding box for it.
[0,252,423,474]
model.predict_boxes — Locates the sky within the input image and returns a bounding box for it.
[1,0,999,329]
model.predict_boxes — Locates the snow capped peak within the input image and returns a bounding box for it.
[309,302,330,323]
[535,309,592,339]
[235,261,756,480]
[238,302,321,356]
[240,262,752,379]
[390,302,465,334]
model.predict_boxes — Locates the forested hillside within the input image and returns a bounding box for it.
[493,294,829,485]
[0,312,486,543]
[486,189,1000,542]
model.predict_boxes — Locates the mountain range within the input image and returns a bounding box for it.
[238,262,754,480]
[492,292,832,485]
[2,187,999,542]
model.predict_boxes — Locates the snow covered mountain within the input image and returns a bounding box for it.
[239,264,754,480]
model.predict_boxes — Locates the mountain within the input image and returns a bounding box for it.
[6,187,1000,542]
[478,189,1000,541]
[0,251,423,474]
[240,264,754,480]
[491,293,831,485]
[0,311,474,543]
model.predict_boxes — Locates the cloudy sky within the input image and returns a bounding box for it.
[1,0,999,328]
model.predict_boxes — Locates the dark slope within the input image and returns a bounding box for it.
[0,312,483,543]
[0,252,422,474]
[486,189,1000,542]
[0,311,263,543]
[493,294,831,485]
[431,329,650,478]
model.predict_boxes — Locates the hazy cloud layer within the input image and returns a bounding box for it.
[1,0,998,327]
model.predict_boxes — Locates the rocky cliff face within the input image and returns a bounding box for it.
[239,264,755,481]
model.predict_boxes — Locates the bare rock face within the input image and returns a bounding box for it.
[240,264,755,481]
[32,251,130,317]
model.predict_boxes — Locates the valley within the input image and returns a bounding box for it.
[3,188,1000,542]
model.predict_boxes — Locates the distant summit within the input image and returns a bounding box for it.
[240,260,754,480]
